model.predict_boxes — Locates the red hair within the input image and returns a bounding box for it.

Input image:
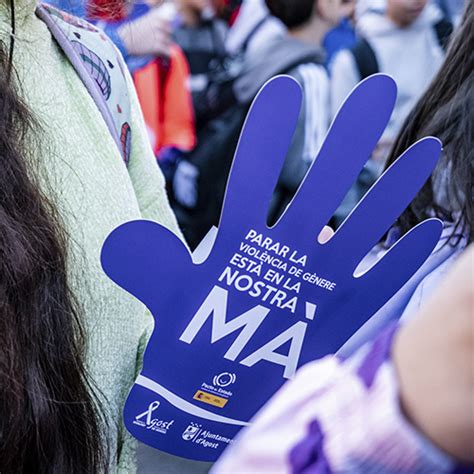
[87,0,127,21]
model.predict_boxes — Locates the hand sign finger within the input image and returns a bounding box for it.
[277,74,396,247]
[327,137,441,271]
[217,76,302,242]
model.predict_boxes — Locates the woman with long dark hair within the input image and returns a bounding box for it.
[0,0,182,471]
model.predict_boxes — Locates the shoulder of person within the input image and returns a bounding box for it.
[330,47,359,77]
[286,62,329,99]
[400,241,465,322]
[37,3,133,164]
[234,37,323,104]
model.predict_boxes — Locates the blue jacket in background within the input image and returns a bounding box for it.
[323,18,357,69]
[49,0,154,72]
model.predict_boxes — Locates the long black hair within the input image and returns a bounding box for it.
[0,1,108,472]
[384,2,473,245]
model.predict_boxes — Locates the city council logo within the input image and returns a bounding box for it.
[182,423,202,441]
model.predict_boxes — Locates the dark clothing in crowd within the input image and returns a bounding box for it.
[173,17,228,126]
[172,36,325,248]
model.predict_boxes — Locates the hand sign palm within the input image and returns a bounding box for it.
[101,75,442,461]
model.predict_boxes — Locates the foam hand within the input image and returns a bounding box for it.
[101,75,442,461]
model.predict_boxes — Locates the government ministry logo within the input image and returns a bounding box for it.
[213,372,236,388]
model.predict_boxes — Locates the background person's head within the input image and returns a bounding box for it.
[386,0,428,27]
[265,0,345,36]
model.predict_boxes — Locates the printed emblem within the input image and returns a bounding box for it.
[120,122,132,164]
[182,423,201,441]
[213,372,236,388]
[133,401,174,435]
[71,41,112,100]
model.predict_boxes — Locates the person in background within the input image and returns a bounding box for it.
[51,0,87,16]
[355,0,386,19]
[50,0,172,72]
[329,0,452,225]
[322,0,357,67]
[336,0,471,355]
[434,0,465,26]
[212,0,242,24]
[109,0,174,73]
[354,0,462,25]
[172,0,228,126]
[49,0,196,165]
[263,0,345,223]
[92,0,197,164]
[331,0,451,166]
[171,0,344,248]
[224,0,286,59]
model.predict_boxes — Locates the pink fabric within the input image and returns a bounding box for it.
[213,329,454,474]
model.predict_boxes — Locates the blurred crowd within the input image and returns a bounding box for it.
[52,0,464,249]
[0,1,471,472]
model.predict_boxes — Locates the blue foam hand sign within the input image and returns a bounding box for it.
[101,75,442,461]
